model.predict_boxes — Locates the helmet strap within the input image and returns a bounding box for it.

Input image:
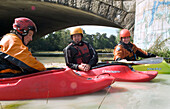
[16,31,27,45]
[22,36,26,46]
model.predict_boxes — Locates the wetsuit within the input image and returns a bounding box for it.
[63,41,98,70]
[113,41,156,61]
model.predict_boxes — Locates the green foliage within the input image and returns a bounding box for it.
[29,29,71,52]
[146,36,170,63]
[115,29,121,43]
[29,29,118,51]
[90,33,115,49]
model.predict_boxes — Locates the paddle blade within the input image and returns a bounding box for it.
[133,57,163,64]
[101,57,164,65]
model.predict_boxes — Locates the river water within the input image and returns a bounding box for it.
[0,56,170,109]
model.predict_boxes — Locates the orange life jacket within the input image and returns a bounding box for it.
[113,42,148,61]
[0,33,46,74]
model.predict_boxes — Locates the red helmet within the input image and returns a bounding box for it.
[13,17,37,36]
[120,29,131,39]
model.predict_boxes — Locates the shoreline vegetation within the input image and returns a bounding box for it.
[29,29,169,62]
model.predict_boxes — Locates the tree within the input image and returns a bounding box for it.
[109,35,117,47]
[29,29,119,51]
[115,29,121,43]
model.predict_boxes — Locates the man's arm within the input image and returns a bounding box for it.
[88,44,98,67]
[63,46,79,70]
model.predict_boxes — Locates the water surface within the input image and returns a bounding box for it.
[1,56,170,109]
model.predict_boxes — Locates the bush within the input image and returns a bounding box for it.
[147,36,170,63]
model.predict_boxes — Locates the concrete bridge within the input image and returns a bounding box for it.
[0,0,135,39]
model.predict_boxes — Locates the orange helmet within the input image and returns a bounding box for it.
[120,29,131,39]
[13,17,37,36]
[70,27,83,36]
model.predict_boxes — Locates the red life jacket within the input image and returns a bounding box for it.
[73,43,91,64]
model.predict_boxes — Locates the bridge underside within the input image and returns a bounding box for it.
[0,0,121,39]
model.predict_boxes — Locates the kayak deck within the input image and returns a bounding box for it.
[0,68,115,100]
[133,60,170,74]
[73,64,158,82]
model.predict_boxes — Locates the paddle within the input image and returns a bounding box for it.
[101,57,164,65]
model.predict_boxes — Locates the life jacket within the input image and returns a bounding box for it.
[121,42,137,60]
[113,42,146,61]
[0,56,22,74]
[72,43,91,64]
[0,33,46,74]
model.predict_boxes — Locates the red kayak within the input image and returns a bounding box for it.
[0,68,115,100]
[73,63,158,82]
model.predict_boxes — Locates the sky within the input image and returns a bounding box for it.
[67,25,120,37]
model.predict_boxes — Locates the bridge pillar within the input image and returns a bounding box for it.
[134,0,170,50]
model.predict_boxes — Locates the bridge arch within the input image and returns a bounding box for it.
[0,0,135,39]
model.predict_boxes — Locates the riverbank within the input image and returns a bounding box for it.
[32,52,113,57]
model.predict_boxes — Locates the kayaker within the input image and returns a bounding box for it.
[63,27,98,71]
[113,29,157,61]
[0,17,46,77]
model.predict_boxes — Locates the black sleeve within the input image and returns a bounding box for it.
[136,50,156,58]
[87,43,98,67]
[63,46,79,70]
[147,53,156,57]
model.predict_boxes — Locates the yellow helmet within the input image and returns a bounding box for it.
[70,27,83,36]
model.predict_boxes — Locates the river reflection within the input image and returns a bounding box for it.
[36,53,113,64]
[36,57,66,64]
